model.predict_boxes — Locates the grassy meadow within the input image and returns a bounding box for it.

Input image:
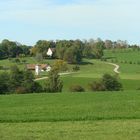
[0,91,140,139]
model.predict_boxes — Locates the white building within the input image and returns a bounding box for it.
[35,65,40,75]
[47,48,55,57]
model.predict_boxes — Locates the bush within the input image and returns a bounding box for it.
[100,58,107,61]
[22,59,27,64]
[89,74,122,92]
[73,65,80,71]
[89,81,105,91]
[0,72,10,94]
[53,60,68,72]
[70,85,85,92]
[15,87,27,94]
[102,74,122,91]
[0,65,3,70]
[14,58,21,63]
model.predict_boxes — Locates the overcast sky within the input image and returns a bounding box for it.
[0,0,140,45]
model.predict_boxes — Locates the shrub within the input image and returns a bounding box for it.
[89,74,122,92]
[102,74,122,91]
[14,58,21,63]
[70,85,85,92]
[124,60,127,64]
[35,53,43,62]
[73,65,80,71]
[0,65,3,70]
[53,60,68,72]
[111,59,114,63]
[15,87,27,94]
[89,81,106,91]
[22,59,27,64]
[0,72,10,94]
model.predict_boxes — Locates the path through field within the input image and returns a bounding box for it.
[35,72,77,81]
[107,62,120,74]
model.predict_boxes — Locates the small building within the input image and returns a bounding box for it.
[35,65,40,75]
[46,48,55,57]
[26,64,51,75]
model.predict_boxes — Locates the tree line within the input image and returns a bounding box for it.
[0,39,31,59]
[0,39,139,64]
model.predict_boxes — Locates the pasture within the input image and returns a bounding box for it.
[0,91,140,139]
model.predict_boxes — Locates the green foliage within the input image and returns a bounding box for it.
[14,58,21,63]
[0,72,10,94]
[102,74,122,91]
[89,81,106,91]
[35,53,43,63]
[0,39,30,59]
[0,65,42,94]
[45,68,63,93]
[72,65,80,71]
[64,45,82,64]
[69,85,85,92]
[89,74,122,91]
[0,65,3,70]
[53,60,68,72]
[83,43,94,58]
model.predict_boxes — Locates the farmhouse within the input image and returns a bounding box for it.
[26,64,51,75]
[46,48,55,57]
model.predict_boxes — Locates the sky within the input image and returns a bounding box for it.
[0,0,140,45]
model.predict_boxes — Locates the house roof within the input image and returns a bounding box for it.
[26,64,48,70]
[48,48,55,52]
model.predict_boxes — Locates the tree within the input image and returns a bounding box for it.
[83,43,94,58]
[105,40,113,49]
[35,53,43,63]
[22,69,42,93]
[45,68,63,92]
[34,40,55,57]
[64,45,82,64]
[9,65,42,93]
[102,74,122,91]
[0,72,10,94]
[9,65,24,91]
[53,60,68,72]
[0,39,30,59]
[89,74,122,91]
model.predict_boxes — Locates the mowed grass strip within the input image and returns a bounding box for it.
[0,91,140,122]
[0,120,140,140]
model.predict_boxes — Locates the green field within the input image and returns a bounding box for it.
[0,91,140,139]
[1,120,140,140]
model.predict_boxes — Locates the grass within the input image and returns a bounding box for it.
[0,91,140,139]
[0,91,140,122]
[0,120,140,140]
[104,49,140,63]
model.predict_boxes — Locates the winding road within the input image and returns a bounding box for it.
[35,63,120,81]
[107,62,120,74]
